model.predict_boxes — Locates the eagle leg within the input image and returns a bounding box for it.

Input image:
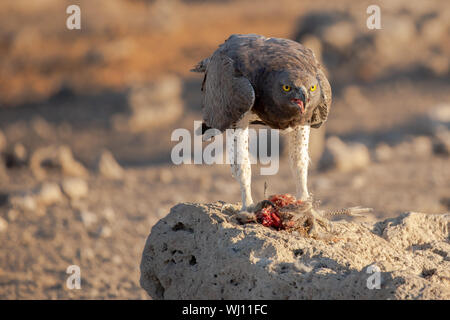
[287,125,311,201]
[228,125,254,211]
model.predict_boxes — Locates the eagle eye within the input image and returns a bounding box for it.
[310,84,317,92]
[282,85,291,92]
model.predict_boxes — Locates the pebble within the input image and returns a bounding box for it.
[98,150,124,180]
[0,217,8,232]
[80,210,98,228]
[321,136,371,172]
[36,182,63,206]
[62,178,89,201]
[374,143,393,162]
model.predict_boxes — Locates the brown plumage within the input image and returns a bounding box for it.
[192,34,332,132]
[191,34,333,211]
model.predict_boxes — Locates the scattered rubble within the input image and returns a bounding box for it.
[30,145,89,179]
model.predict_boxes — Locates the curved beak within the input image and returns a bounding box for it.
[291,87,306,114]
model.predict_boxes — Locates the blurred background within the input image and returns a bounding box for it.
[0,0,449,299]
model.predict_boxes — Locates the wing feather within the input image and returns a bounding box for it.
[201,52,255,131]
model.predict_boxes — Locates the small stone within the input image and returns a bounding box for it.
[321,136,371,172]
[374,143,393,162]
[82,247,95,261]
[13,143,27,162]
[126,77,184,132]
[10,195,37,211]
[411,136,433,157]
[102,207,116,222]
[98,225,112,238]
[0,217,8,232]
[425,104,450,134]
[322,21,356,49]
[30,145,89,179]
[7,209,19,221]
[80,210,98,228]
[36,182,63,206]
[98,150,124,180]
[62,178,88,200]
[58,146,89,177]
[31,116,54,140]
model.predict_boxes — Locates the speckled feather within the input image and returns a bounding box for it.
[192,34,332,131]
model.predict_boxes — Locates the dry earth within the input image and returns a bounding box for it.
[0,0,449,299]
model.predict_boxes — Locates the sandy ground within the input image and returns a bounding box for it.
[0,0,449,299]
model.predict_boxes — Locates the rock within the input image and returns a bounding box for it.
[320,136,371,172]
[98,225,112,238]
[30,145,89,179]
[322,21,356,50]
[7,209,19,222]
[140,203,450,299]
[9,194,37,212]
[374,143,393,162]
[58,146,89,177]
[426,104,450,134]
[0,217,8,232]
[122,76,184,132]
[102,207,116,222]
[410,136,433,157]
[98,150,124,180]
[396,136,434,158]
[61,178,89,200]
[80,210,98,229]
[35,182,63,206]
[31,116,54,140]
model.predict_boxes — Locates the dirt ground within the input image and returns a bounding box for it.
[0,0,449,299]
